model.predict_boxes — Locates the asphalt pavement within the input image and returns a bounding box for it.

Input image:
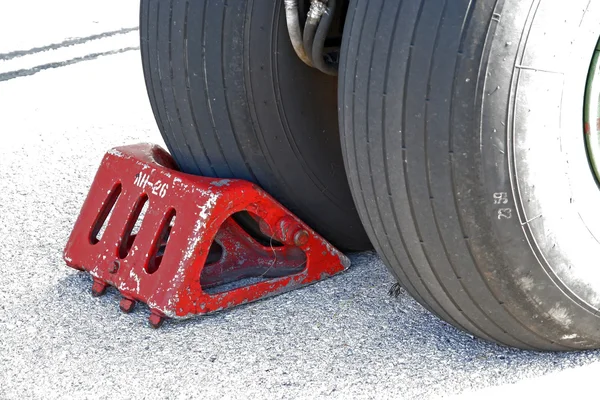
[1,2,599,399]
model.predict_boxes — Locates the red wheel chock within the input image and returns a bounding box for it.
[63,144,350,328]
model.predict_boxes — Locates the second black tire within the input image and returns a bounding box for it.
[140,0,371,251]
[340,0,600,349]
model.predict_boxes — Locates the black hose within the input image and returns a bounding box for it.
[284,0,312,66]
[303,1,326,67]
[311,0,337,76]
[285,0,338,75]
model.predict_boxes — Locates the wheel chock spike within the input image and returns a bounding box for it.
[91,279,108,297]
[119,298,136,314]
[148,312,165,329]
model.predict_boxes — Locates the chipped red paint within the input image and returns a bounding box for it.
[64,144,350,327]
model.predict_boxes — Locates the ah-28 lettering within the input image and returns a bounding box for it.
[134,171,169,198]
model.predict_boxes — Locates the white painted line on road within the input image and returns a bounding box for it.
[0,30,139,81]
[0,27,139,61]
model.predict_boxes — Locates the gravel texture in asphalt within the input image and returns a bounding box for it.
[0,3,599,399]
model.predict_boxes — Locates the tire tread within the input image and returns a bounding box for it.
[340,0,573,349]
[140,0,372,250]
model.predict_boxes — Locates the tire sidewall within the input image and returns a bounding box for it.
[482,0,600,344]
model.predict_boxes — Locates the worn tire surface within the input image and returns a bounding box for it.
[340,0,600,349]
[140,0,371,251]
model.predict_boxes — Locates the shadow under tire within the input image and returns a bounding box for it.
[339,0,600,349]
[139,0,371,251]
